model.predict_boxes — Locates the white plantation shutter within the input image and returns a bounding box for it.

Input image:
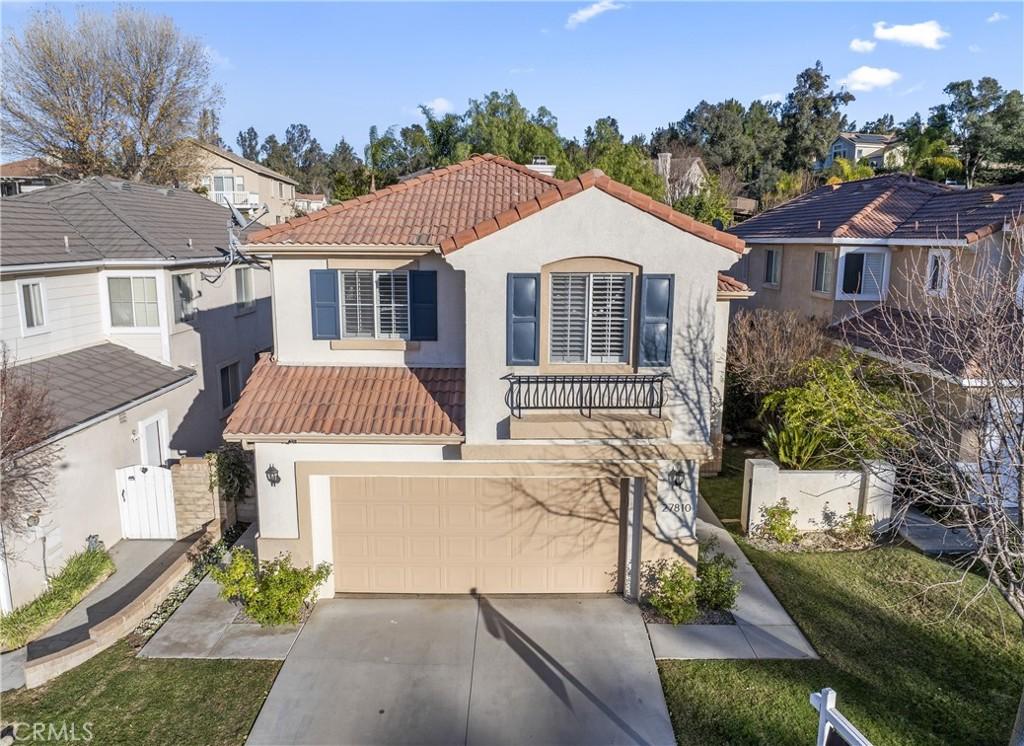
[550,274,588,362]
[341,270,375,337]
[589,273,630,362]
[376,271,409,337]
[862,252,886,298]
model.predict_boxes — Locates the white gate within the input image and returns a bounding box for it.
[116,465,176,539]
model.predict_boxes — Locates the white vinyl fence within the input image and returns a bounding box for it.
[810,688,873,746]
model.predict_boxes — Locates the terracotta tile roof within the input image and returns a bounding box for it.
[717,273,750,293]
[246,154,745,254]
[1,157,57,179]
[731,175,948,241]
[224,357,464,439]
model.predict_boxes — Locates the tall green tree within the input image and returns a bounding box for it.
[236,127,260,161]
[743,100,785,179]
[462,91,568,173]
[196,109,224,148]
[929,77,1022,187]
[781,61,854,170]
[862,114,895,134]
[678,99,752,174]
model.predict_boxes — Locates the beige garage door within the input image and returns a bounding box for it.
[331,476,625,594]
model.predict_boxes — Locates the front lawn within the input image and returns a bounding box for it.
[660,447,1024,745]
[1,638,280,744]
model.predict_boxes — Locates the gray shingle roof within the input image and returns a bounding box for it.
[14,343,195,438]
[839,132,899,145]
[3,178,244,266]
[192,141,300,186]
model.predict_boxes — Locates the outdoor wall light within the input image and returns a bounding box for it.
[265,464,281,487]
[670,468,687,489]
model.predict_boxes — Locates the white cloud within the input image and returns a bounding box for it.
[841,66,902,92]
[849,38,877,53]
[987,11,1007,23]
[566,0,624,30]
[204,45,234,71]
[759,92,784,104]
[421,97,453,114]
[968,43,983,53]
[873,20,950,50]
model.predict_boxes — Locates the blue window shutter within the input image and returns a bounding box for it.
[409,270,438,341]
[507,273,539,366]
[310,269,340,340]
[639,274,673,366]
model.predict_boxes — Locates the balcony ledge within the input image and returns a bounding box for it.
[509,412,672,440]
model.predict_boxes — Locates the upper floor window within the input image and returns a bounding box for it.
[173,272,197,322]
[926,249,950,297]
[108,276,159,328]
[763,248,781,286]
[549,273,631,364]
[838,250,887,301]
[812,251,834,294]
[18,280,47,334]
[341,269,409,338]
[219,361,240,410]
[235,267,255,310]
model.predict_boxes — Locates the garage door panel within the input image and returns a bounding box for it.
[331,476,622,594]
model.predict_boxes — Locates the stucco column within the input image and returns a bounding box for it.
[860,460,895,531]
[741,459,779,534]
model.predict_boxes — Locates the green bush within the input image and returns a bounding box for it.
[696,539,741,611]
[207,443,252,502]
[210,548,330,626]
[757,499,800,544]
[762,422,825,470]
[1,547,115,650]
[836,509,874,543]
[649,563,699,625]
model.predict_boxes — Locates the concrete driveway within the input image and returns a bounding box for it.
[247,596,674,746]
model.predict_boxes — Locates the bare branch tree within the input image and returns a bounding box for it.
[0,345,62,545]
[2,6,221,184]
[728,308,832,399]
[837,225,1024,742]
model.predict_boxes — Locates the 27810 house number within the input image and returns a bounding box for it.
[660,503,693,513]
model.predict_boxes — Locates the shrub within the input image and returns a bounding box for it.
[207,443,252,502]
[836,509,874,544]
[211,548,331,626]
[762,422,825,470]
[696,539,741,611]
[757,499,799,544]
[648,563,699,625]
[0,546,115,650]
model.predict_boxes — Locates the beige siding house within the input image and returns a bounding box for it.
[0,179,272,611]
[226,155,751,599]
[191,142,300,226]
[822,132,905,170]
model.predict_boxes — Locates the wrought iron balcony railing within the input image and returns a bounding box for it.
[501,373,669,419]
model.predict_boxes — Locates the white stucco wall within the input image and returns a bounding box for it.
[2,378,199,608]
[270,253,465,367]
[253,442,450,538]
[445,188,742,444]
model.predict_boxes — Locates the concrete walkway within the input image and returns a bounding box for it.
[140,525,300,660]
[1,538,185,691]
[898,507,977,555]
[646,500,817,661]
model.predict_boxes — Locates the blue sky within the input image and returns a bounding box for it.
[3,2,1022,154]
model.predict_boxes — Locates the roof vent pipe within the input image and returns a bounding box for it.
[525,156,557,177]
[63,235,69,251]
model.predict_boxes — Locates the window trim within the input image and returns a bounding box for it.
[926,248,951,297]
[835,247,890,302]
[218,360,241,412]
[16,278,49,337]
[548,272,632,365]
[172,271,198,324]
[100,270,165,334]
[338,269,411,341]
[763,247,781,288]
[234,266,256,313]
[811,250,835,295]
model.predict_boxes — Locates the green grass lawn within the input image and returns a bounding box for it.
[1,638,280,745]
[660,446,1024,746]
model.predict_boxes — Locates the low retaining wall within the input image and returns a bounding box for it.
[740,459,894,535]
[22,527,211,689]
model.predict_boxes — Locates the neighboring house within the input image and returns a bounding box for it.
[224,154,750,599]
[191,141,299,226]
[652,152,757,220]
[0,178,272,612]
[1,158,66,197]
[821,132,905,170]
[728,173,1023,472]
[294,193,328,214]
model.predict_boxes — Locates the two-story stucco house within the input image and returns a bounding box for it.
[0,178,272,611]
[821,132,905,171]
[191,141,300,226]
[224,154,750,599]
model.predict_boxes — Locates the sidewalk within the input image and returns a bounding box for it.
[139,524,301,660]
[898,507,977,555]
[646,500,818,660]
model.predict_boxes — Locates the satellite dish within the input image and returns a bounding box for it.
[224,195,248,228]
